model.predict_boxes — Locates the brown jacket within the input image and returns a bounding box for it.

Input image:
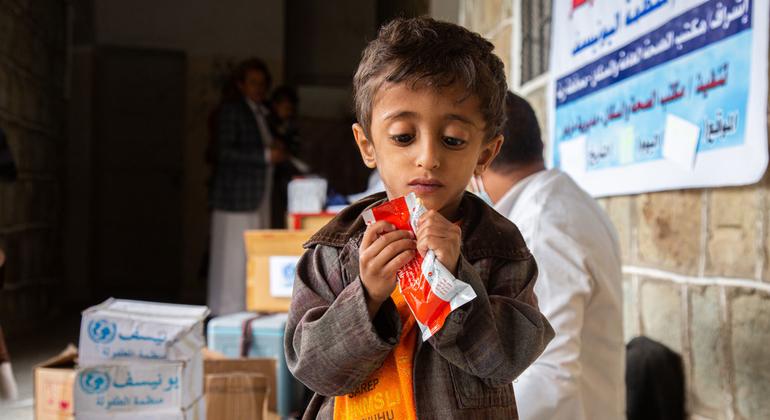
[284,192,554,419]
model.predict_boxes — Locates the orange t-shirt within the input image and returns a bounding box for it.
[333,289,418,420]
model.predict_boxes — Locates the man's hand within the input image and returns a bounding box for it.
[359,221,416,318]
[416,210,462,275]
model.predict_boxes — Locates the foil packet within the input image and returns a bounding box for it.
[362,193,477,340]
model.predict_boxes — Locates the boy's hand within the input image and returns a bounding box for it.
[359,221,416,318]
[416,210,461,276]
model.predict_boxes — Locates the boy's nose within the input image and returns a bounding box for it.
[415,138,440,169]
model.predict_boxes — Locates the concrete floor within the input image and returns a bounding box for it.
[0,315,81,420]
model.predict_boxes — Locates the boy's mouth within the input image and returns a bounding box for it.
[408,178,444,194]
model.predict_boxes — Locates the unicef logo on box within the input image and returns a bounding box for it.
[79,369,111,394]
[88,319,117,344]
[269,255,300,298]
[282,263,296,288]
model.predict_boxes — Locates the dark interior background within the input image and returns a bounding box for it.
[0,0,434,335]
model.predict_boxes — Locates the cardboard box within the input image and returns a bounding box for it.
[34,344,77,420]
[287,177,327,213]
[205,373,268,420]
[244,230,312,312]
[76,396,204,420]
[206,313,305,417]
[74,357,203,415]
[286,212,336,232]
[204,354,277,413]
[79,299,209,365]
[35,346,204,420]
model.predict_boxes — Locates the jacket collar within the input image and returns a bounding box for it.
[305,191,531,262]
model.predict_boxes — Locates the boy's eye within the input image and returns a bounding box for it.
[390,134,414,144]
[443,137,466,147]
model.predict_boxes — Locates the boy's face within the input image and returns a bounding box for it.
[238,69,268,103]
[353,82,503,220]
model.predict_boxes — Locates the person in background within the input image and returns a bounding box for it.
[207,58,286,316]
[268,85,306,228]
[268,85,301,157]
[205,72,240,169]
[199,71,241,284]
[626,336,687,420]
[479,92,625,420]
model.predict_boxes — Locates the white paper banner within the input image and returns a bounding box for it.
[548,0,768,196]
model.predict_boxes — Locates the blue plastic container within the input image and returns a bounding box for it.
[206,312,303,418]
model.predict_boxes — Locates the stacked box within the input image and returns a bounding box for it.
[244,230,310,313]
[34,345,78,420]
[75,299,209,419]
[206,312,304,417]
[76,397,204,420]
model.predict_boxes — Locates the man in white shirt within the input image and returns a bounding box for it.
[480,92,625,420]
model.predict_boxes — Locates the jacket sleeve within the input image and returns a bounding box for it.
[426,252,555,388]
[284,245,401,396]
[216,103,266,166]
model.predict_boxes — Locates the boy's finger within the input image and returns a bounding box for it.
[382,249,417,277]
[365,229,413,256]
[416,237,430,257]
[418,210,435,224]
[417,234,457,256]
[370,237,417,270]
[419,209,449,224]
[417,222,462,238]
[417,214,453,234]
[416,225,455,243]
[361,221,396,249]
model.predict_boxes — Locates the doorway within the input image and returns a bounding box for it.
[90,46,186,301]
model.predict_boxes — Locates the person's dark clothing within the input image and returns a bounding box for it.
[268,117,302,228]
[626,336,687,420]
[209,99,268,211]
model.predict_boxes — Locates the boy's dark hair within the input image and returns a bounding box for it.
[235,57,272,88]
[353,17,507,140]
[626,336,687,420]
[489,91,544,173]
[271,85,299,106]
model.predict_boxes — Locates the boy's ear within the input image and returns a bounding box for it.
[352,123,377,169]
[474,134,504,175]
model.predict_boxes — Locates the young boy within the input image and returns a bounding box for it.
[284,18,554,419]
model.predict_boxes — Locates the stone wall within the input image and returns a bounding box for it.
[459,0,513,82]
[611,183,770,420]
[458,1,770,419]
[0,0,67,334]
